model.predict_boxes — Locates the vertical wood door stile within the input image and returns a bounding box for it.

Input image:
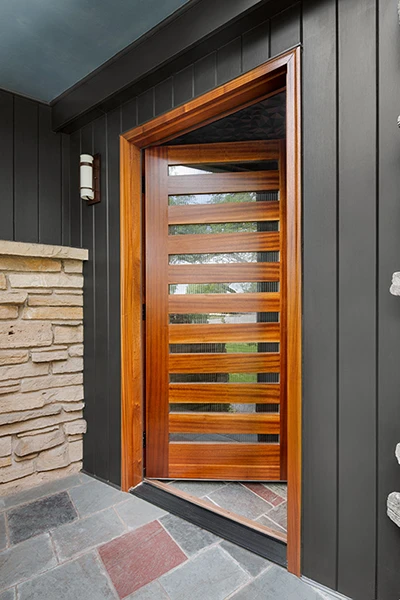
[145,146,169,477]
[279,138,288,480]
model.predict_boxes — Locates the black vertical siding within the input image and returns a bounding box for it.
[0,90,68,244]
[65,1,400,597]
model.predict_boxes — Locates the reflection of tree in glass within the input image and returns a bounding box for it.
[169,191,256,206]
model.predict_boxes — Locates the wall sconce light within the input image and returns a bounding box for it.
[80,154,101,204]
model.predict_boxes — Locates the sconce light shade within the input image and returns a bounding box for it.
[80,154,101,204]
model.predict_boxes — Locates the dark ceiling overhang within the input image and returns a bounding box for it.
[52,0,296,132]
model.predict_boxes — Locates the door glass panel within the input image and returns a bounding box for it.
[169,251,279,264]
[169,312,280,324]
[169,342,280,353]
[168,161,278,176]
[170,373,280,383]
[170,433,279,443]
[169,282,279,294]
[170,404,279,413]
[169,221,279,235]
[168,191,278,206]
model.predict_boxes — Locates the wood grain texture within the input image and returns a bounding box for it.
[169,323,281,343]
[169,383,281,403]
[168,171,279,194]
[168,231,280,253]
[168,263,280,283]
[168,201,280,225]
[169,352,280,373]
[120,138,143,491]
[169,292,280,313]
[278,139,287,481]
[169,412,280,434]
[167,140,280,165]
[145,146,170,478]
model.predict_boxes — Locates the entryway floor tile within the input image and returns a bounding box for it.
[99,520,187,598]
[207,483,272,520]
[2,474,83,511]
[126,581,170,599]
[17,552,116,600]
[220,540,271,577]
[0,514,7,551]
[0,589,16,600]
[160,513,220,556]
[68,479,128,517]
[7,492,77,545]
[159,545,249,600]
[167,481,228,498]
[115,495,167,529]
[0,533,57,590]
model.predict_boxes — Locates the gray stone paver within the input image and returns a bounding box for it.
[126,581,170,599]
[220,540,271,577]
[115,495,167,529]
[51,507,126,561]
[17,552,117,600]
[0,514,7,551]
[2,474,83,511]
[0,589,16,600]
[160,514,219,556]
[159,546,249,600]
[207,483,272,520]
[167,481,228,498]
[68,479,128,517]
[0,533,57,589]
[8,491,77,545]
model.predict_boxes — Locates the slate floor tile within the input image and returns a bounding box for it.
[160,514,219,556]
[68,479,129,517]
[17,552,116,600]
[99,520,187,598]
[3,474,82,510]
[160,545,249,600]
[243,483,278,507]
[229,565,321,600]
[126,581,170,599]
[265,501,287,531]
[115,496,167,529]
[257,514,287,535]
[207,483,271,520]
[167,481,227,498]
[265,483,287,500]
[0,533,57,589]
[220,540,271,577]
[51,507,126,561]
[0,514,7,551]
[0,589,16,600]
[7,492,77,545]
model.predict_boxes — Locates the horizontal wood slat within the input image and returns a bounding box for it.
[168,263,280,283]
[168,171,279,195]
[167,141,280,165]
[167,464,281,479]
[169,413,280,434]
[168,201,280,225]
[168,231,280,254]
[169,323,281,343]
[169,383,281,403]
[169,352,280,373]
[169,292,280,313]
[169,443,280,464]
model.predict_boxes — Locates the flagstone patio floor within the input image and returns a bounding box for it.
[0,473,338,599]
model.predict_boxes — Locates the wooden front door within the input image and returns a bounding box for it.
[145,140,287,481]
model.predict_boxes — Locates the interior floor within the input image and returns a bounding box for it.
[165,481,287,537]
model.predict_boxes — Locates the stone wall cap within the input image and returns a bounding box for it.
[0,240,88,261]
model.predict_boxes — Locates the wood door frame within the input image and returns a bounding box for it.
[120,46,302,575]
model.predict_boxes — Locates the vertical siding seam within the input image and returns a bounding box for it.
[374,0,379,597]
[36,105,40,243]
[12,95,15,241]
[335,0,340,590]
[268,18,272,58]
[105,112,111,480]
[79,130,83,248]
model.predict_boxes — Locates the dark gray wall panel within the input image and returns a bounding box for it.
[0,91,14,241]
[14,97,38,243]
[377,2,400,599]
[0,90,67,244]
[61,134,71,246]
[216,37,242,85]
[69,131,82,248]
[38,105,62,245]
[242,22,270,73]
[337,1,377,598]
[155,78,173,116]
[137,88,155,125]
[302,0,337,589]
[121,98,137,134]
[270,3,301,57]
[173,65,194,107]
[194,52,217,96]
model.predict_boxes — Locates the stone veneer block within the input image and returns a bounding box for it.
[9,273,83,289]
[0,239,87,494]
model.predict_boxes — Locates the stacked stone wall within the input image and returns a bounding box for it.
[0,241,88,495]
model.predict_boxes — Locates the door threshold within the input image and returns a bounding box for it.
[131,478,287,568]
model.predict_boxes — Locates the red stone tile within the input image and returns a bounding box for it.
[244,483,285,507]
[99,520,187,598]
